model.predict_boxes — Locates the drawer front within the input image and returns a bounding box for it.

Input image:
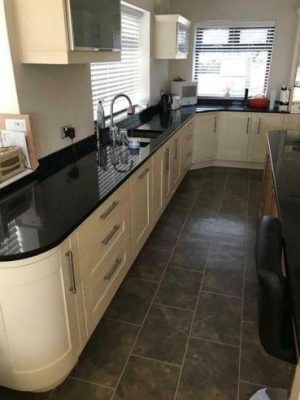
[79,206,129,280]
[77,182,129,256]
[84,238,130,334]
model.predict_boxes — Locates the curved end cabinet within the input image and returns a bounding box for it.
[0,242,80,392]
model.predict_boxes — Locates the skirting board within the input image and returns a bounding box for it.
[191,159,264,170]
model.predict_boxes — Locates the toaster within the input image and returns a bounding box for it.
[0,146,25,183]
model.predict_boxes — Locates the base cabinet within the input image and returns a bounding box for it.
[170,132,182,191]
[130,159,153,258]
[182,119,194,173]
[218,113,251,161]
[193,113,218,163]
[0,243,81,392]
[0,118,193,393]
[250,114,284,162]
[260,154,279,218]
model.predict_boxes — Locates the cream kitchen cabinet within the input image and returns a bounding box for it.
[249,114,284,162]
[152,146,166,224]
[154,15,191,59]
[74,182,131,337]
[0,242,82,392]
[152,143,171,224]
[10,0,121,64]
[170,131,182,191]
[130,159,153,258]
[0,120,193,393]
[218,112,252,161]
[181,119,194,173]
[193,113,218,164]
[284,114,300,130]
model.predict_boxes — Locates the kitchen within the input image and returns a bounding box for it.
[1,0,300,399]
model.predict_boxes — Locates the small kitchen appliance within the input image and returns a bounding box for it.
[171,96,182,110]
[171,80,198,106]
[160,93,173,114]
[0,146,25,183]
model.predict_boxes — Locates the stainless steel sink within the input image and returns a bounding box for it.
[130,129,163,139]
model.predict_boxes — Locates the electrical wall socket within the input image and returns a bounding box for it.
[5,119,27,132]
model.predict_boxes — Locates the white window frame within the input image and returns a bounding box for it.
[192,20,276,99]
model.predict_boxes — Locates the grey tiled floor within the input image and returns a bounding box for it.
[0,167,295,399]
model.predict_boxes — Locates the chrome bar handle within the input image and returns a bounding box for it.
[100,201,119,220]
[102,225,121,246]
[257,118,262,134]
[214,116,217,133]
[174,139,178,160]
[104,257,122,281]
[246,117,250,134]
[165,148,170,171]
[138,167,150,180]
[65,251,76,294]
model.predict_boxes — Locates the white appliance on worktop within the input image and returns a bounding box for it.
[171,80,198,106]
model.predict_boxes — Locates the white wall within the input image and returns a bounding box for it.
[169,0,300,95]
[2,0,170,158]
[0,0,19,114]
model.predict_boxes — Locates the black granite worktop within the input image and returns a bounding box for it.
[196,99,288,114]
[0,108,194,261]
[268,130,300,348]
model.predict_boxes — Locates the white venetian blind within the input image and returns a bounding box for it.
[194,24,275,98]
[91,5,143,116]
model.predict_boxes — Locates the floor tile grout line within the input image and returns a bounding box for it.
[201,289,242,299]
[103,316,141,327]
[67,375,115,390]
[109,170,208,400]
[152,302,196,312]
[165,265,204,274]
[189,335,240,349]
[130,353,182,368]
[240,378,289,391]
[173,170,229,400]
[237,169,251,400]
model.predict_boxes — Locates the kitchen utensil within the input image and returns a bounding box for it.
[160,93,173,114]
[248,95,270,109]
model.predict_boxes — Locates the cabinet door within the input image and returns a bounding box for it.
[60,240,82,354]
[163,145,172,201]
[182,120,194,173]
[177,22,189,56]
[260,154,278,218]
[152,147,165,224]
[193,113,218,163]
[218,113,251,161]
[284,115,300,130]
[170,133,182,191]
[250,114,284,162]
[130,159,153,256]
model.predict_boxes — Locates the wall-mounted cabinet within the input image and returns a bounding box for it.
[11,0,121,64]
[154,14,191,59]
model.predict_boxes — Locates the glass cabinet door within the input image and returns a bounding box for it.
[67,0,121,51]
[177,22,189,55]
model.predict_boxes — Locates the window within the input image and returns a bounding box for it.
[193,23,275,98]
[91,5,144,116]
